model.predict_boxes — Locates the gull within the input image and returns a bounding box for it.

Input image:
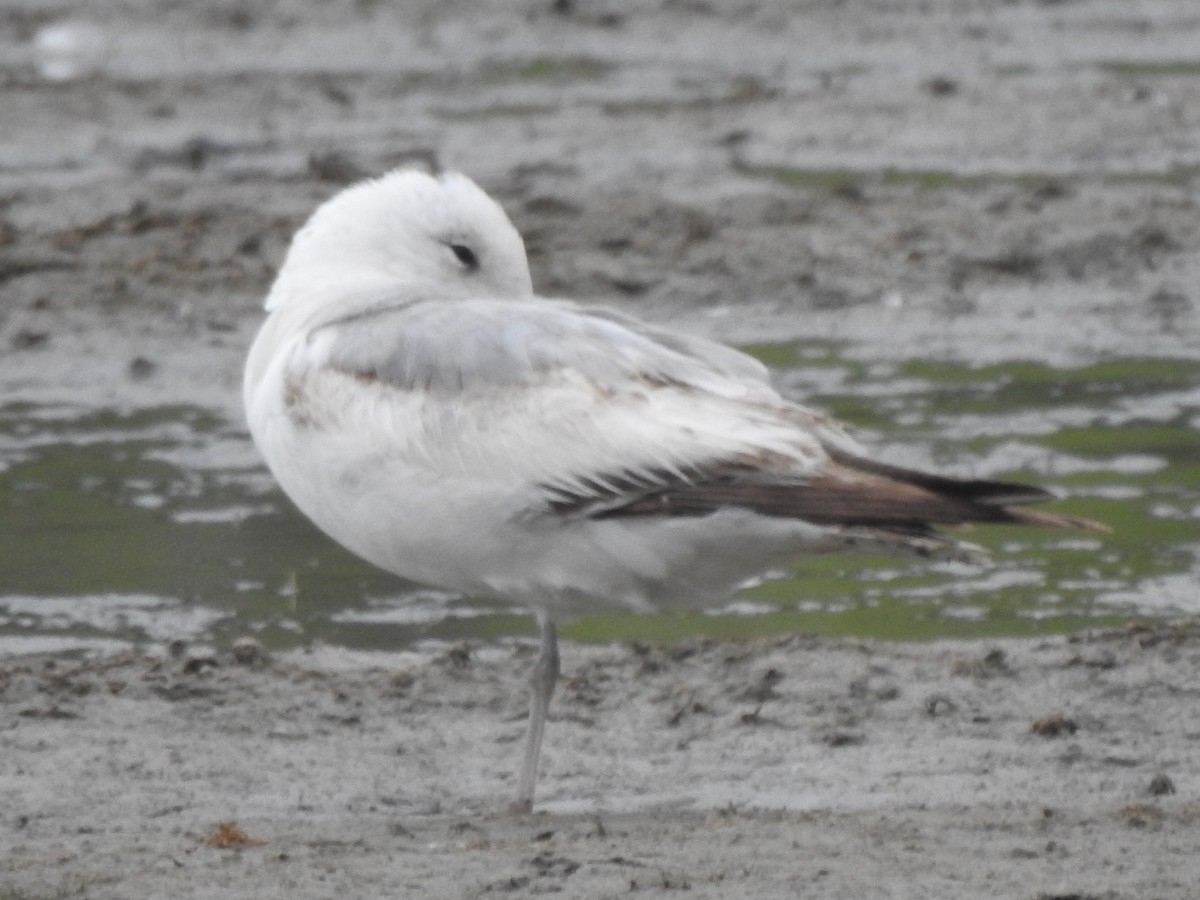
[244,167,1106,813]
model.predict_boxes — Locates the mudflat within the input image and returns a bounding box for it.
[4,627,1200,898]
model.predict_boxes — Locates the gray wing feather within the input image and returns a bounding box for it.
[578,305,770,384]
[312,292,773,396]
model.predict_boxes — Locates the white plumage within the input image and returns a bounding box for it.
[244,168,1103,812]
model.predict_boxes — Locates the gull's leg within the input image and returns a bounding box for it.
[510,611,559,814]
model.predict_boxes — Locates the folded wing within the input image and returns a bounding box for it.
[305,292,1105,536]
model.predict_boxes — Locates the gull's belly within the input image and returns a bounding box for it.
[256,422,518,592]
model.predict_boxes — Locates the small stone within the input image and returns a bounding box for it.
[12,330,49,351]
[924,75,959,97]
[231,637,270,667]
[128,356,156,380]
[1148,773,1176,796]
[1031,713,1078,738]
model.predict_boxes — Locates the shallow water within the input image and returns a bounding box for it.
[3,348,1198,656]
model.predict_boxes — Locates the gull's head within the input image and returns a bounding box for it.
[266,168,533,312]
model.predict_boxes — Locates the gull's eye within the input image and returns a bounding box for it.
[448,242,480,272]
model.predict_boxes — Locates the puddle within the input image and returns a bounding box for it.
[3,350,1198,655]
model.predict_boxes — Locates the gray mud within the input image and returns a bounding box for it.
[4,627,1200,899]
[3,0,1200,897]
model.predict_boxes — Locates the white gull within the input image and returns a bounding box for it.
[244,168,1105,812]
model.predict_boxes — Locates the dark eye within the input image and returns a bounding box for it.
[449,243,480,272]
